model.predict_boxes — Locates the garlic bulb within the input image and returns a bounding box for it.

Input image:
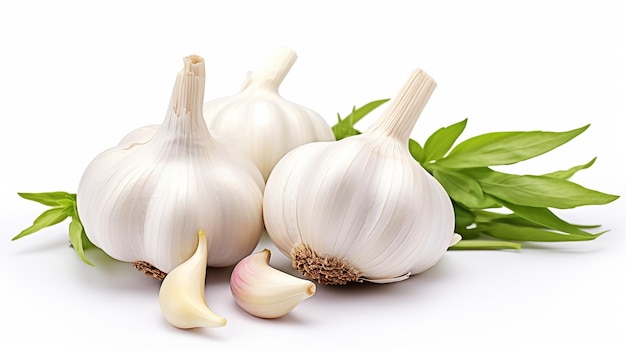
[159,230,227,329]
[263,69,460,285]
[230,249,316,319]
[76,55,265,274]
[203,46,335,181]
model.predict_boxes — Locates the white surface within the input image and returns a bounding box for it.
[1,0,625,349]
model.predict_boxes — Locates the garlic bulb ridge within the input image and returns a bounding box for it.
[77,55,265,274]
[203,46,335,181]
[263,69,460,285]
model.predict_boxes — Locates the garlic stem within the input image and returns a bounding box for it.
[450,239,521,250]
[156,54,213,148]
[172,55,206,118]
[366,69,437,142]
[246,46,297,91]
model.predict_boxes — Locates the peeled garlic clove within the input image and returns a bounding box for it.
[159,230,226,329]
[264,69,457,285]
[230,249,316,319]
[203,46,335,181]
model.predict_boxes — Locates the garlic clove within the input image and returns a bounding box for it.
[159,230,227,329]
[230,249,316,319]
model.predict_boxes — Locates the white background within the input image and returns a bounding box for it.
[1,0,625,349]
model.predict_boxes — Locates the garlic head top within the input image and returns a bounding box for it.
[203,46,335,181]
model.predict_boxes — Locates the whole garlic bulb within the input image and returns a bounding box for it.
[77,55,265,274]
[263,69,460,285]
[203,46,335,181]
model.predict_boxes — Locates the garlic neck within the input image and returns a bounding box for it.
[366,69,436,142]
[244,46,297,92]
[157,55,213,147]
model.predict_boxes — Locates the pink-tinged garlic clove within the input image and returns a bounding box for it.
[230,249,316,319]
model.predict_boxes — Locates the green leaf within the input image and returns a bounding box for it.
[408,138,425,163]
[454,225,481,240]
[13,191,102,266]
[436,125,589,168]
[18,191,75,207]
[69,216,94,266]
[451,202,481,239]
[452,201,476,228]
[477,222,600,242]
[474,210,546,229]
[543,157,596,179]
[12,206,72,240]
[468,168,620,209]
[333,112,361,140]
[495,198,601,237]
[56,198,76,209]
[332,99,389,140]
[422,118,467,162]
[81,229,94,249]
[432,166,497,208]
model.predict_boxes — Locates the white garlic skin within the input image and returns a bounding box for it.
[116,125,158,149]
[230,249,316,319]
[263,69,458,284]
[77,55,265,273]
[159,230,227,329]
[203,46,335,181]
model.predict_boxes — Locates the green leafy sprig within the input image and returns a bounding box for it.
[333,100,619,250]
[12,192,95,265]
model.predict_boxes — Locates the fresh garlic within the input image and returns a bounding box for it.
[203,46,335,181]
[230,249,316,319]
[159,230,226,329]
[263,69,461,285]
[76,55,265,274]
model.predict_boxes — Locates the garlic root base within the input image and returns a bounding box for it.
[291,243,361,285]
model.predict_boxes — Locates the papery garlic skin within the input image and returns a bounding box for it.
[230,249,316,319]
[117,125,158,149]
[264,69,459,285]
[77,55,265,273]
[159,230,227,329]
[203,46,335,181]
